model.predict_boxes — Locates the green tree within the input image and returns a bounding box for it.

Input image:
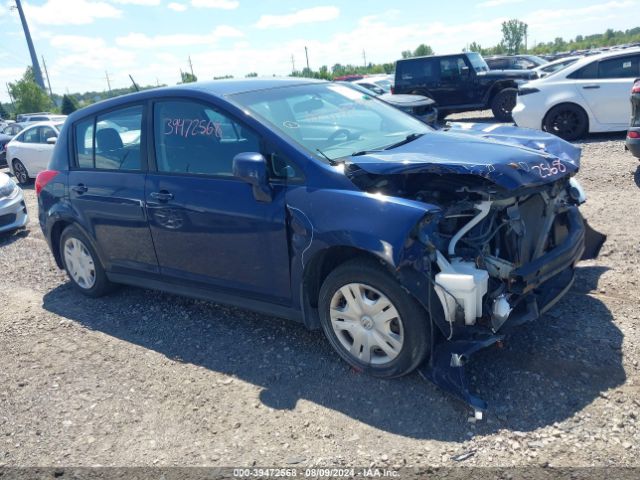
[8,67,52,115]
[0,103,8,119]
[60,94,78,115]
[413,44,434,57]
[501,19,528,54]
[180,71,197,84]
[401,50,413,59]
[245,72,258,78]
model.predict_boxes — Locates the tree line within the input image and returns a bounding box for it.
[3,23,640,119]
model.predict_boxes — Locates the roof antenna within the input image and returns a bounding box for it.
[129,74,139,92]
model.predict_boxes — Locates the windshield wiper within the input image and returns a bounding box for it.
[351,133,424,157]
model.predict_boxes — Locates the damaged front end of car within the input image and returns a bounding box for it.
[343,130,606,417]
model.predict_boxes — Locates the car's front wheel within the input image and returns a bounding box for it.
[318,259,430,378]
[60,225,114,297]
[491,88,518,122]
[12,159,30,185]
[543,104,588,140]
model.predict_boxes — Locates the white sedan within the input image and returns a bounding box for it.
[7,121,64,185]
[513,48,640,140]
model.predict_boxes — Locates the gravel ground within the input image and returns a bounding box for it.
[1,112,640,469]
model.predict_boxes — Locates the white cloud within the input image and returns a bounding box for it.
[190,0,239,9]
[168,2,187,11]
[49,35,107,52]
[256,6,339,29]
[109,0,161,5]
[115,25,243,48]
[477,0,523,7]
[23,0,121,26]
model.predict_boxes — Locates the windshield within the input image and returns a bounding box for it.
[466,52,490,72]
[231,83,431,161]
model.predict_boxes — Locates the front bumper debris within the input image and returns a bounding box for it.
[418,334,504,419]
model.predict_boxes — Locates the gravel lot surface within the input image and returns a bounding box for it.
[1,112,640,470]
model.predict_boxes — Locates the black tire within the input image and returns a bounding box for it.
[60,225,115,297]
[490,88,518,122]
[318,258,430,378]
[12,159,30,185]
[543,104,589,141]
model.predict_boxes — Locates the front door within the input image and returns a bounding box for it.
[576,54,639,127]
[68,104,158,274]
[145,98,291,304]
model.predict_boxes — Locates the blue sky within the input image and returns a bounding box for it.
[0,0,637,101]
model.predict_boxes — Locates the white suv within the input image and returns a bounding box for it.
[512,48,640,140]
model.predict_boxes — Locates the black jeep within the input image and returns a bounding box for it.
[394,52,537,121]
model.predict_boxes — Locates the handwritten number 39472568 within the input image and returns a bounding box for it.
[164,118,223,139]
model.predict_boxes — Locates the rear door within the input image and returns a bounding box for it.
[145,98,291,304]
[68,104,159,274]
[32,125,58,174]
[436,55,474,106]
[575,54,639,127]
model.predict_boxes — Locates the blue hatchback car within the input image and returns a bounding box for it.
[37,79,604,413]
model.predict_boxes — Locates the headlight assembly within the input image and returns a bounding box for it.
[0,177,17,199]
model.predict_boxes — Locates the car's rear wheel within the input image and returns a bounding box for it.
[318,258,430,378]
[491,88,518,122]
[12,159,30,185]
[60,225,114,297]
[543,104,589,141]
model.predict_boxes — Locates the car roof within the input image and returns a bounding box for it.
[19,120,63,130]
[67,78,325,122]
[551,47,640,78]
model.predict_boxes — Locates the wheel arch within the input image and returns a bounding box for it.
[541,101,590,133]
[300,246,392,330]
[485,80,518,105]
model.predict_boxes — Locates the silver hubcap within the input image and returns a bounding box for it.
[63,237,96,289]
[330,283,404,366]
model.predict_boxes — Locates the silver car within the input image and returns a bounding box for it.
[0,172,28,233]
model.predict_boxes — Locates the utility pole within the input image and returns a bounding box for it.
[105,71,112,93]
[304,46,310,73]
[362,49,367,68]
[291,54,295,73]
[14,0,45,90]
[41,56,53,99]
[188,56,195,77]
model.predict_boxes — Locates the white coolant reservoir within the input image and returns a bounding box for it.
[434,257,489,325]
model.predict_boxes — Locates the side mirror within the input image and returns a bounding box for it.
[46,137,57,144]
[232,152,272,203]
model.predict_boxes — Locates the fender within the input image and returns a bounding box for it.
[482,80,518,106]
[285,186,442,324]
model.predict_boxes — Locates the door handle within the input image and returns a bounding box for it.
[71,184,88,194]
[150,191,174,202]
[582,85,600,89]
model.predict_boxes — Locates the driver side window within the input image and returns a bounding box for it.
[153,99,261,176]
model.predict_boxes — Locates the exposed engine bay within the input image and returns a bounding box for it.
[345,162,606,417]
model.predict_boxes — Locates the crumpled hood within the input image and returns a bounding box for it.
[345,129,580,191]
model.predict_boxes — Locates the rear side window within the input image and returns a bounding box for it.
[40,126,57,143]
[73,105,143,171]
[397,59,436,82]
[153,100,261,176]
[598,55,640,78]
[23,127,40,143]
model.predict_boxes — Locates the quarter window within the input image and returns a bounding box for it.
[73,105,143,170]
[153,100,261,176]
